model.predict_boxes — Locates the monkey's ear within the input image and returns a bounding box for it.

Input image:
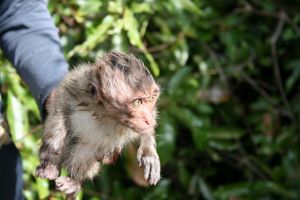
[87,83,97,96]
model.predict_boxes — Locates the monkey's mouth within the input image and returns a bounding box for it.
[139,127,154,134]
[130,125,154,134]
[118,119,154,134]
[124,123,152,134]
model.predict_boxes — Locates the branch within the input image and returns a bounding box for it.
[234,1,281,19]
[146,32,185,53]
[203,43,229,90]
[239,71,294,118]
[283,13,300,35]
[240,71,276,105]
[236,2,300,34]
[270,11,295,120]
[270,11,285,44]
[222,152,270,180]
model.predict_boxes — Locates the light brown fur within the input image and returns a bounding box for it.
[35,51,161,199]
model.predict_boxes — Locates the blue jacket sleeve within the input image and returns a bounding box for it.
[0,0,68,117]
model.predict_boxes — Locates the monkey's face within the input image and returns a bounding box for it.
[91,83,160,134]
[92,51,160,134]
[122,87,160,134]
[95,84,160,134]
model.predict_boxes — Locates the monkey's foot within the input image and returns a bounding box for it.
[55,176,81,194]
[100,148,121,165]
[35,164,59,180]
[137,148,161,185]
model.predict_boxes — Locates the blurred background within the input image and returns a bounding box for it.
[1,0,300,199]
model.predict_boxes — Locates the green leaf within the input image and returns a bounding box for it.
[286,59,300,92]
[199,177,214,200]
[157,117,176,164]
[168,67,191,94]
[178,161,190,187]
[68,15,115,57]
[214,182,250,199]
[108,0,123,14]
[35,179,50,199]
[208,140,239,151]
[186,1,202,13]
[174,39,189,66]
[192,127,209,150]
[131,2,152,14]
[173,107,205,129]
[6,91,28,141]
[144,179,170,200]
[123,8,160,76]
[206,127,244,140]
[78,0,102,17]
[253,181,297,199]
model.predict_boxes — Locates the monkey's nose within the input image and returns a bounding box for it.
[144,119,150,125]
[144,118,155,127]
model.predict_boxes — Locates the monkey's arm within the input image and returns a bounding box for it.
[36,110,67,180]
[137,133,161,185]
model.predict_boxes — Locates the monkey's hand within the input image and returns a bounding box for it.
[137,146,161,185]
[55,176,81,195]
[36,163,59,180]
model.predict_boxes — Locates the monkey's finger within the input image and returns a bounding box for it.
[137,151,143,167]
[147,157,159,184]
[138,157,142,167]
[143,158,151,180]
[149,159,160,185]
[155,160,161,184]
[65,187,77,195]
[149,167,156,185]
[149,165,157,185]
[55,176,81,194]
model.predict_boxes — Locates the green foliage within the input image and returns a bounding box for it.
[1,0,300,199]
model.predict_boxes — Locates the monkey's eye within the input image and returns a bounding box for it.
[147,96,154,102]
[132,99,143,107]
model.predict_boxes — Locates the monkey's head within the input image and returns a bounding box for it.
[88,51,160,134]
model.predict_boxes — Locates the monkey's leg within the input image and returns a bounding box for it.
[36,114,66,180]
[137,134,161,185]
[99,147,121,164]
[56,144,101,197]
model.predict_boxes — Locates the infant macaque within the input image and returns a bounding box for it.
[35,51,160,199]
